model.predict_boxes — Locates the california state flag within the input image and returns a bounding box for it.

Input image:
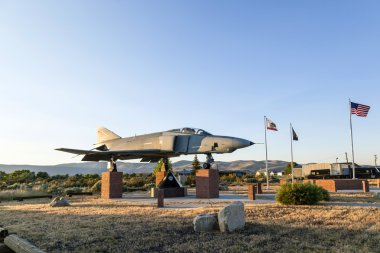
[266,118,278,131]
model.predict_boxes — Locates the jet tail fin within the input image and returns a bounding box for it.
[97,127,121,143]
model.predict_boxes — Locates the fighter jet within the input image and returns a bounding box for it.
[56,127,254,171]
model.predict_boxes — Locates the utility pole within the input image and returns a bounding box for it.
[349,99,356,179]
[345,152,349,165]
[264,116,269,190]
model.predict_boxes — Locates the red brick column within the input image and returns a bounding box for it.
[101,172,123,199]
[196,169,219,198]
[155,171,166,187]
[247,184,255,200]
[157,189,164,208]
[314,180,337,192]
[362,180,369,192]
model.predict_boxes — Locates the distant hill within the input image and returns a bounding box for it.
[0,160,289,176]
[173,160,288,173]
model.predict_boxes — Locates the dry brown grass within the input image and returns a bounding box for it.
[330,192,380,203]
[0,196,379,253]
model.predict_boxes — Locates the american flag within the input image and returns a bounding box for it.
[351,102,370,117]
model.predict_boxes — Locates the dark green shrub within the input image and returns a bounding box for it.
[123,186,147,192]
[269,177,280,183]
[124,177,145,188]
[48,186,64,195]
[316,186,330,201]
[64,187,83,195]
[276,183,330,205]
[184,175,195,186]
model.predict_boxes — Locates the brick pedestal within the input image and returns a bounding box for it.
[247,184,255,200]
[101,172,123,199]
[157,189,164,208]
[196,169,219,198]
[304,179,370,192]
[362,180,369,192]
[151,186,187,198]
[256,183,263,194]
[156,171,166,186]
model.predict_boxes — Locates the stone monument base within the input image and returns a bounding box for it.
[196,169,219,198]
[151,187,187,198]
[101,171,123,199]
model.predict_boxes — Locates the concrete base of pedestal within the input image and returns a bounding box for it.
[151,187,187,198]
[101,171,123,199]
[196,169,219,198]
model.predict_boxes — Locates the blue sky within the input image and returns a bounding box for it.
[0,1,379,166]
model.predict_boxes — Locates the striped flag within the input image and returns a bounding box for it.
[351,102,370,117]
[266,118,278,131]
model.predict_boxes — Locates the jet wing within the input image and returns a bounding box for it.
[55,148,91,155]
[55,148,174,162]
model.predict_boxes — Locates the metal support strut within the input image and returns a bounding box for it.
[203,153,214,169]
[162,157,170,172]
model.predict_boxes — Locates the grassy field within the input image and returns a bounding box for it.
[0,194,379,253]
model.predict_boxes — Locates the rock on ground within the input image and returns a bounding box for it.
[50,197,70,207]
[193,214,217,232]
[218,201,245,232]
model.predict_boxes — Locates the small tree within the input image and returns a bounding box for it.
[191,155,201,175]
[0,171,6,181]
[7,170,35,184]
[284,162,298,175]
[153,158,172,175]
[36,172,50,179]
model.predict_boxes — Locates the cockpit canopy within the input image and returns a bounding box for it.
[168,127,212,136]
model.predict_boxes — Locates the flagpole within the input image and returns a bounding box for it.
[264,116,269,190]
[290,123,294,184]
[349,99,356,179]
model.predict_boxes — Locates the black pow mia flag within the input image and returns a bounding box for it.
[292,128,298,141]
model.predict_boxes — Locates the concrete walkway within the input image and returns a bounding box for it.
[118,191,277,208]
[115,189,380,209]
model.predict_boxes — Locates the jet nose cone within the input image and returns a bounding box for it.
[232,138,254,149]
